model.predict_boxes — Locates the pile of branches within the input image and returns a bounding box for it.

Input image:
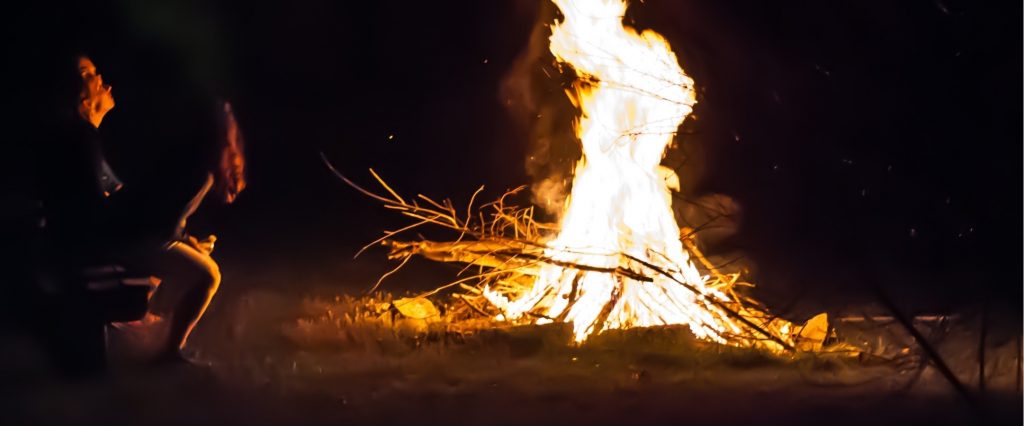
[328,160,814,353]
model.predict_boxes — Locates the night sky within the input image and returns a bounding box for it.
[4,1,1020,318]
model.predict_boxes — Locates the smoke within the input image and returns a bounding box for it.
[499,1,579,218]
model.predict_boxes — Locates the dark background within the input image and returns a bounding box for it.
[3,0,1020,320]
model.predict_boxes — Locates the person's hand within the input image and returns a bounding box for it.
[187,234,217,255]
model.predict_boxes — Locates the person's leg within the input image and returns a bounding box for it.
[146,241,220,359]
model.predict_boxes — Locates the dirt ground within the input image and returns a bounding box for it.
[2,276,1021,426]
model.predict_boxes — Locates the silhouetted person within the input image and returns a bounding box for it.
[103,79,247,364]
[26,53,123,375]
[128,99,246,364]
[34,54,120,293]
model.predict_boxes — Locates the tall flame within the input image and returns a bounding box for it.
[483,0,743,343]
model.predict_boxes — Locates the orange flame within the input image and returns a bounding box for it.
[483,0,743,343]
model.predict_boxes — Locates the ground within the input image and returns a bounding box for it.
[2,265,1020,426]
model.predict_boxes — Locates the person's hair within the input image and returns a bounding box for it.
[213,101,246,204]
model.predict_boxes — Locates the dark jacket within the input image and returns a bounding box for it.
[34,119,116,260]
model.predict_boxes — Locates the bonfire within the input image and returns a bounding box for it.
[332,0,830,354]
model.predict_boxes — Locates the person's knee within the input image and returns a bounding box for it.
[203,263,221,296]
[163,242,221,297]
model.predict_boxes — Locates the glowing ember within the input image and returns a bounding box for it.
[482,0,742,343]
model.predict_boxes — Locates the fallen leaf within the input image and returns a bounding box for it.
[393,297,439,319]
